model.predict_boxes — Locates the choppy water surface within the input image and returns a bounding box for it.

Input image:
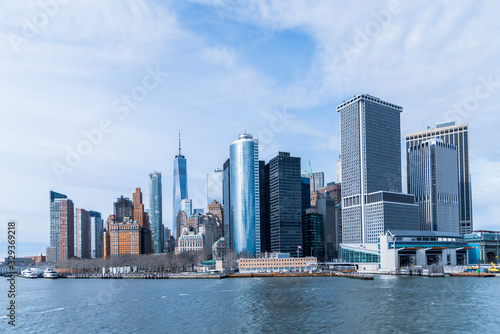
[1,275,499,333]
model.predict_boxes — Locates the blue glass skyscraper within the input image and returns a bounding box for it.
[229,133,260,256]
[173,132,188,239]
[149,171,164,253]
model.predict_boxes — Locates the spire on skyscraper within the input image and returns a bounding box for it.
[178,129,181,156]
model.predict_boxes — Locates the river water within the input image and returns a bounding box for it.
[1,275,498,333]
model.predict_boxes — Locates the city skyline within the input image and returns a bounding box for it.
[2,1,500,257]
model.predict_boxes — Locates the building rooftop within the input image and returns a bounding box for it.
[336,94,403,112]
[387,230,463,239]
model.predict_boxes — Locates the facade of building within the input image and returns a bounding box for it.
[103,231,110,259]
[175,232,204,254]
[405,122,473,235]
[207,168,223,207]
[149,171,164,254]
[114,196,134,224]
[223,159,232,251]
[301,161,324,192]
[336,156,342,184]
[379,230,469,271]
[208,200,223,226]
[302,209,325,260]
[176,211,188,238]
[265,152,302,256]
[74,208,91,259]
[110,218,142,257]
[317,195,340,261]
[338,94,418,244]
[193,208,204,215]
[465,231,500,264]
[238,253,318,273]
[229,133,260,256]
[320,183,342,205]
[173,132,188,239]
[89,211,104,259]
[133,188,147,228]
[49,191,74,262]
[408,138,460,233]
[301,177,311,215]
[259,160,271,253]
[181,198,193,217]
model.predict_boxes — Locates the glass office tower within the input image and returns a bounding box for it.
[173,133,188,239]
[229,133,260,256]
[338,94,418,244]
[405,122,472,235]
[89,211,104,259]
[149,171,164,253]
[407,138,460,233]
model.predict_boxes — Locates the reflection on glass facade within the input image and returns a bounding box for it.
[408,139,459,233]
[230,133,260,256]
[89,211,104,259]
[207,169,223,207]
[173,138,188,239]
[223,159,232,251]
[405,122,472,235]
[149,171,164,253]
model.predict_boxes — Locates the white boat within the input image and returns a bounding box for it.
[23,269,39,279]
[43,269,59,279]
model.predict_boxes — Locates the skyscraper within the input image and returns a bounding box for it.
[338,94,419,244]
[133,188,147,228]
[207,168,223,208]
[181,199,193,216]
[114,196,134,223]
[49,191,74,262]
[408,138,460,232]
[89,211,104,259]
[173,132,188,239]
[208,200,223,225]
[301,161,324,192]
[405,122,473,235]
[74,208,90,259]
[267,152,302,256]
[222,159,232,251]
[149,171,164,253]
[229,133,260,256]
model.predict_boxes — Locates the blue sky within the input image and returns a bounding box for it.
[1,0,499,256]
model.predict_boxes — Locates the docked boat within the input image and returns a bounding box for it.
[448,272,495,277]
[43,269,59,279]
[23,269,39,279]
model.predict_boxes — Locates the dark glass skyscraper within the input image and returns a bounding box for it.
[149,171,164,253]
[267,152,302,256]
[89,211,104,258]
[75,208,90,259]
[173,133,188,239]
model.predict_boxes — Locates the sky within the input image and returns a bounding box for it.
[1,0,499,257]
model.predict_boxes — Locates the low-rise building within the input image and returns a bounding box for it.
[465,231,500,264]
[238,253,318,273]
[379,230,469,271]
[175,232,204,255]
